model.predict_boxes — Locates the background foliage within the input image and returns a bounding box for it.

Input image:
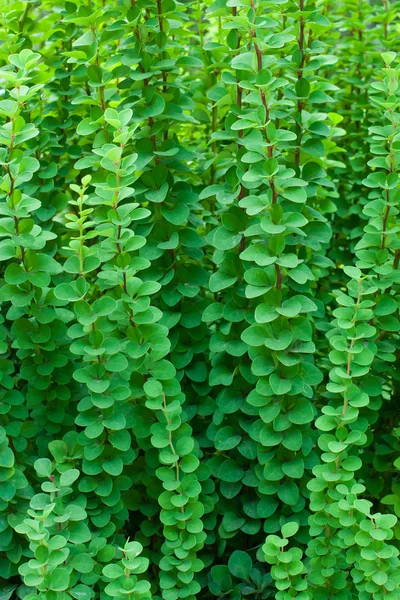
[1,1,400,599]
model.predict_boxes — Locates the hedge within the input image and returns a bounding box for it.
[0,1,400,600]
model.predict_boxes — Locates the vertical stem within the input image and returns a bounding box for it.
[18,2,31,37]
[233,6,242,109]
[252,6,281,289]
[157,0,163,32]
[210,105,217,183]
[381,193,390,249]
[383,0,388,40]
[298,0,305,79]
[197,0,203,46]
[393,249,400,270]
[78,194,84,275]
[99,85,106,111]
[295,0,305,167]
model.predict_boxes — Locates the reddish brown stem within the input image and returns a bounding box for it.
[394,249,400,270]
[295,0,305,166]
[275,264,282,290]
[99,86,106,111]
[270,178,278,204]
[254,41,262,71]
[157,0,163,31]
[381,192,390,249]
[298,0,305,78]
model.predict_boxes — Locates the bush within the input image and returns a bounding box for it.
[0,1,400,600]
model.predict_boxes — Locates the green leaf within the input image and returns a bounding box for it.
[34,458,52,478]
[281,188,307,203]
[60,469,80,487]
[289,400,314,425]
[214,427,241,451]
[228,550,252,580]
[281,522,299,538]
[73,31,95,47]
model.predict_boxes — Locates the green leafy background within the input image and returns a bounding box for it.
[1,1,400,600]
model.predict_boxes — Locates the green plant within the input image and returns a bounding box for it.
[1,2,400,600]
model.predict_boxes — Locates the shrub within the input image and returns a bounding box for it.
[0,2,400,600]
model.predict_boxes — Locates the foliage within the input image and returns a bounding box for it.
[0,1,400,600]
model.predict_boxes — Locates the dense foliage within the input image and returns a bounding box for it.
[1,1,400,600]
